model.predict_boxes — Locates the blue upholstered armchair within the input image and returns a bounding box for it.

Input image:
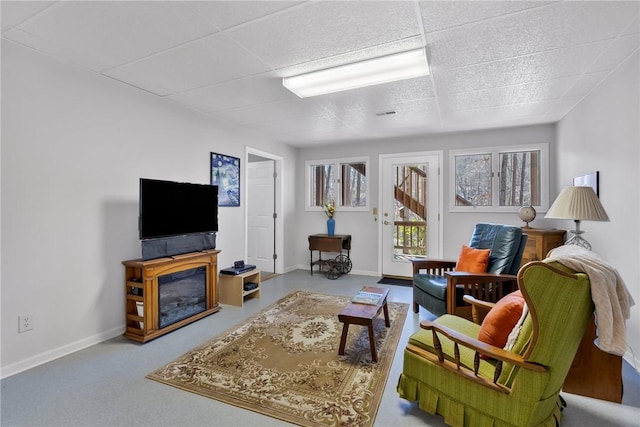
[411,223,527,319]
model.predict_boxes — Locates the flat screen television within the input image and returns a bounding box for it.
[139,178,218,240]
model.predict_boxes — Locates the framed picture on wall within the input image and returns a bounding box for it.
[573,171,599,197]
[211,153,240,206]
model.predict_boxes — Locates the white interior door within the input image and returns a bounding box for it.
[380,153,441,277]
[247,160,275,272]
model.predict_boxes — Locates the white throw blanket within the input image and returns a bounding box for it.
[544,245,635,356]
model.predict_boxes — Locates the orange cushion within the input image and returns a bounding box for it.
[477,290,525,348]
[455,245,490,273]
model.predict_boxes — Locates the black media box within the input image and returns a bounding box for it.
[220,265,256,275]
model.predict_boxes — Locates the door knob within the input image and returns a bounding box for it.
[384,220,389,225]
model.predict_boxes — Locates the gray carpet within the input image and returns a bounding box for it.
[377,276,413,287]
[2,269,639,426]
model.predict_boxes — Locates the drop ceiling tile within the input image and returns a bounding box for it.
[335,99,441,134]
[621,14,639,36]
[190,1,303,30]
[101,67,174,97]
[214,98,327,126]
[427,1,639,70]
[3,0,636,147]
[438,76,580,112]
[106,33,271,94]
[433,41,610,95]
[441,100,558,126]
[168,72,295,113]
[275,124,362,146]
[418,1,550,33]
[314,77,434,114]
[589,33,640,72]
[226,1,420,69]
[3,27,111,71]
[540,96,584,120]
[1,1,54,32]
[564,71,609,98]
[281,37,427,79]
[279,36,425,77]
[246,113,340,135]
[15,1,219,69]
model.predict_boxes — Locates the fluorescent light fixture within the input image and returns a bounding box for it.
[282,48,429,98]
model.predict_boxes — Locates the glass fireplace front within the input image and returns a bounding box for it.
[158,266,207,329]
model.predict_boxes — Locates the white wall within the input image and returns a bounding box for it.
[296,125,557,276]
[0,40,297,377]
[555,50,640,368]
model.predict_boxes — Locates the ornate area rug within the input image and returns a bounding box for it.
[147,290,409,426]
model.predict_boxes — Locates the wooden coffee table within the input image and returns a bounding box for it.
[338,286,390,362]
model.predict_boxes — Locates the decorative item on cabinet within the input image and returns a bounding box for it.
[518,205,537,228]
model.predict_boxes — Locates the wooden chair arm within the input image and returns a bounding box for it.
[463,295,495,324]
[463,294,496,309]
[418,319,546,373]
[445,271,517,282]
[410,258,456,275]
[444,272,518,315]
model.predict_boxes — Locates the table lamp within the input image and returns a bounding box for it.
[545,186,609,250]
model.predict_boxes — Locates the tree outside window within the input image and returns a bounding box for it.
[307,158,368,210]
[450,144,548,212]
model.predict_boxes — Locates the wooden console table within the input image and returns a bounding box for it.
[308,234,351,275]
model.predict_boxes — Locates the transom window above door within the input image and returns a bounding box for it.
[306,157,369,211]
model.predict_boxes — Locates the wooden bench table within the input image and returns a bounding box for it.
[338,286,390,362]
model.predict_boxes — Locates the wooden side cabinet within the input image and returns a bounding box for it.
[521,228,566,264]
[563,314,623,403]
[122,250,220,343]
[219,269,261,307]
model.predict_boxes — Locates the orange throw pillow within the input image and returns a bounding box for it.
[477,290,525,349]
[455,245,490,273]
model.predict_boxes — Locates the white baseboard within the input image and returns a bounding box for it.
[291,264,378,277]
[0,325,124,379]
[624,348,640,374]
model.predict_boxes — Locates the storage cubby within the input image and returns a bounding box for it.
[122,250,220,343]
[219,270,261,307]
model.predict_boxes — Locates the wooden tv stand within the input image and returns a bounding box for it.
[122,250,220,343]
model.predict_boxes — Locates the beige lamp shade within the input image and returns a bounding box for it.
[545,186,609,221]
[545,186,609,250]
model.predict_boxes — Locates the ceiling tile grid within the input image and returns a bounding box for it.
[1,0,638,147]
[104,33,271,94]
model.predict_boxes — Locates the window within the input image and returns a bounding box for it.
[449,144,548,212]
[306,157,369,211]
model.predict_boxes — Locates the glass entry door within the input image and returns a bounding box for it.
[380,153,441,277]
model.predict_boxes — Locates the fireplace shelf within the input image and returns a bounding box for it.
[122,250,220,343]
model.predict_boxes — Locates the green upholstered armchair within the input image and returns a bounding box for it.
[411,223,527,319]
[397,261,594,427]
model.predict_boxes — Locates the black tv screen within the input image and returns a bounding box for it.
[139,178,218,240]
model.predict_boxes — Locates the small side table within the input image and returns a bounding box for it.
[219,270,261,307]
[308,234,352,276]
[521,228,566,264]
[337,286,390,362]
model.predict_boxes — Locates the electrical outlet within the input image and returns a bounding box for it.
[19,314,34,333]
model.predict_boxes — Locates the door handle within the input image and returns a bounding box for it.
[384,220,389,225]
